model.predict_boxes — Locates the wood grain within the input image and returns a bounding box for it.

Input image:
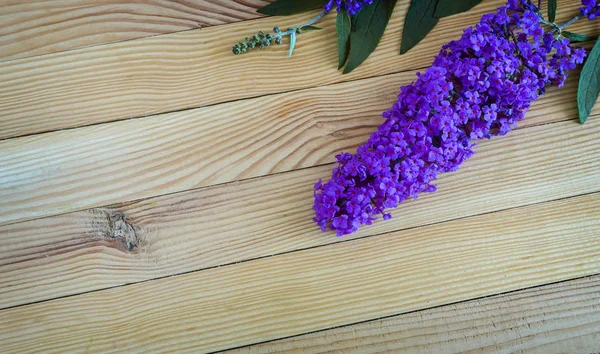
[0,70,404,226]
[1,118,599,309]
[0,0,593,139]
[0,67,587,226]
[1,193,599,353]
[0,0,272,62]
[226,275,600,354]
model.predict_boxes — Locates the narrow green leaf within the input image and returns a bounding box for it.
[336,10,352,69]
[343,0,397,74]
[578,40,600,123]
[434,0,481,18]
[301,25,322,31]
[289,31,297,57]
[548,0,557,22]
[401,0,439,54]
[258,0,326,16]
[562,30,597,43]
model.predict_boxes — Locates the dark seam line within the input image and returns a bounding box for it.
[0,27,201,66]
[0,65,430,143]
[210,272,600,353]
[2,189,598,312]
[0,6,300,66]
[0,6,340,66]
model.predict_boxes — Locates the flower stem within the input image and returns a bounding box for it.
[558,14,581,29]
[232,9,328,55]
[273,10,327,39]
[303,9,328,27]
[544,14,581,35]
[530,0,581,36]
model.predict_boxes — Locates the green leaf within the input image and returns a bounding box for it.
[289,31,297,57]
[578,39,600,123]
[343,0,397,74]
[258,0,326,16]
[562,30,597,43]
[548,0,557,22]
[336,10,352,69]
[401,0,439,54]
[434,0,481,18]
[301,25,322,31]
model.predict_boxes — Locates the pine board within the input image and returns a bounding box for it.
[226,275,600,354]
[0,68,587,226]
[0,0,590,139]
[1,0,599,352]
[0,0,271,62]
[1,119,599,308]
[0,193,599,353]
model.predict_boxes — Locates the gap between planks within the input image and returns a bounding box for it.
[1,118,599,309]
[0,66,592,227]
[0,192,599,353]
[0,0,273,62]
[0,0,593,139]
[223,274,600,354]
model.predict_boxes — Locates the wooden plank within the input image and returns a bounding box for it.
[0,66,586,226]
[1,118,599,309]
[0,0,589,139]
[0,193,599,353]
[0,70,403,225]
[226,275,600,354]
[0,0,272,62]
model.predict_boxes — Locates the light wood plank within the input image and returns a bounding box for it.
[1,193,599,353]
[0,0,272,62]
[0,67,586,226]
[1,118,599,308]
[0,70,403,225]
[226,275,600,354]
[0,0,590,139]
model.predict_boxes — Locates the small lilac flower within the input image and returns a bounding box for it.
[324,0,376,15]
[580,0,600,19]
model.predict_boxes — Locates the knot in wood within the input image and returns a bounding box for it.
[109,213,137,251]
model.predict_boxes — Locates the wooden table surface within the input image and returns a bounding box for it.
[1,0,599,353]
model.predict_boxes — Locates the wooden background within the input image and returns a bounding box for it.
[0,0,599,352]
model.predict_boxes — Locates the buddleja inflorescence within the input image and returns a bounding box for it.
[312,0,595,236]
[232,28,286,55]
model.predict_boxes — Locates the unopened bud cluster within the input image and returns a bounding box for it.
[232,27,304,55]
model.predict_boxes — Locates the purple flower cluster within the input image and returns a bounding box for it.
[324,0,375,15]
[313,1,586,236]
[580,0,600,19]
